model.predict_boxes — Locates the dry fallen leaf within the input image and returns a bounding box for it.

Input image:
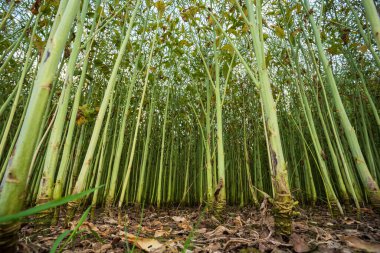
[172,216,192,231]
[204,242,222,252]
[104,217,118,225]
[172,216,186,223]
[95,243,112,253]
[343,236,380,253]
[290,233,311,253]
[234,216,243,227]
[195,228,207,234]
[125,232,164,252]
[205,225,235,238]
[154,229,170,238]
[69,221,103,235]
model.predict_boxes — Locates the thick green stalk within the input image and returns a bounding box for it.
[362,0,380,49]
[304,0,380,208]
[37,0,90,212]
[67,0,142,218]
[245,0,295,235]
[213,23,226,212]
[0,0,81,249]
[53,0,102,205]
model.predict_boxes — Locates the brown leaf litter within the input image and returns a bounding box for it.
[17,205,380,252]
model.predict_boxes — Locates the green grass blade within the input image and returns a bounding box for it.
[60,206,92,251]
[50,230,72,253]
[0,185,103,222]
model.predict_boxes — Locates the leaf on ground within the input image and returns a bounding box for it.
[95,243,112,253]
[343,236,380,253]
[154,229,170,238]
[290,233,311,253]
[205,225,235,238]
[124,232,164,252]
[172,216,192,231]
[172,216,186,223]
[234,215,243,227]
[204,242,222,252]
[195,228,207,234]
[343,217,360,225]
[70,221,101,234]
[104,217,118,225]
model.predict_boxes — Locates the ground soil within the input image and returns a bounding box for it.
[17,204,380,253]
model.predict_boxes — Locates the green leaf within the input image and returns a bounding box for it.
[221,44,235,55]
[0,186,103,223]
[327,44,342,55]
[50,230,71,253]
[179,40,191,47]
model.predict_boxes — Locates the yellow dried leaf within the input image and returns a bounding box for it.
[155,1,165,15]
[358,44,368,53]
[273,25,285,38]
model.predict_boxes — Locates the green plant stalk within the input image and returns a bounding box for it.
[245,0,295,235]
[205,81,214,205]
[181,142,192,204]
[0,83,19,118]
[0,72,36,182]
[136,90,155,204]
[157,86,171,208]
[0,0,16,30]
[67,0,142,218]
[299,35,362,206]
[106,47,144,208]
[301,132,317,204]
[37,0,90,212]
[0,17,39,160]
[0,0,82,249]
[359,95,377,178]
[103,120,118,204]
[344,51,380,129]
[53,0,102,207]
[212,19,227,211]
[304,0,380,208]
[346,1,380,68]
[254,138,264,199]
[243,112,259,206]
[361,0,380,49]
[91,94,114,219]
[167,134,175,203]
[290,46,344,213]
[0,16,32,75]
[118,30,157,209]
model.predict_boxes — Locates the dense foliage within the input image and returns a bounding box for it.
[0,0,379,248]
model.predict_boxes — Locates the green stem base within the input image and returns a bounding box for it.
[273,193,295,236]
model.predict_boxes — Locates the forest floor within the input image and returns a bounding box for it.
[18,203,380,253]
